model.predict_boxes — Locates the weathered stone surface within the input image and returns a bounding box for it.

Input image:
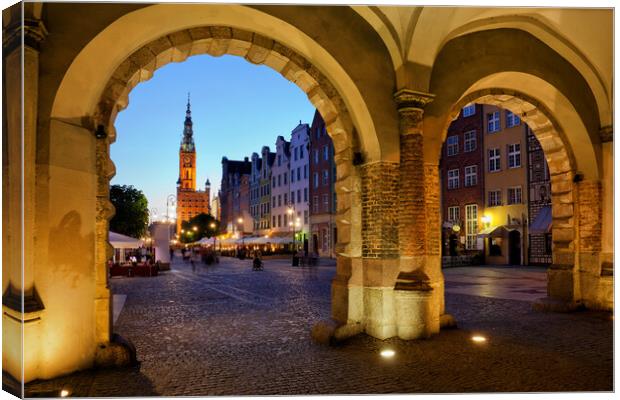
[577,180,602,252]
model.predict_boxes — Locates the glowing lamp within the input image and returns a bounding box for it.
[380,349,395,358]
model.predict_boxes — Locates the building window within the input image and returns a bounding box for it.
[487,111,500,133]
[272,196,276,207]
[278,174,281,186]
[278,195,281,207]
[322,170,329,185]
[464,130,477,152]
[488,190,502,207]
[291,170,295,183]
[506,110,521,128]
[488,148,501,172]
[273,215,276,227]
[446,135,459,156]
[447,206,460,222]
[314,172,319,188]
[283,174,287,185]
[323,194,329,212]
[277,155,282,166]
[299,146,304,159]
[462,104,476,117]
[294,147,298,160]
[323,145,329,161]
[304,187,308,202]
[508,143,521,168]
[272,176,276,187]
[297,190,301,203]
[507,187,522,204]
[291,191,295,204]
[284,193,288,205]
[284,214,288,226]
[278,214,281,227]
[304,164,308,179]
[304,210,308,224]
[464,165,477,187]
[447,169,459,189]
[314,149,319,164]
[465,204,478,250]
[313,196,319,213]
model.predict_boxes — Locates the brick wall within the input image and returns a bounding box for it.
[360,162,399,258]
[398,133,425,257]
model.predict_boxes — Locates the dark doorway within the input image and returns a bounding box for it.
[448,234,458,256]
[312,234,319,254]
[508,230,521,265]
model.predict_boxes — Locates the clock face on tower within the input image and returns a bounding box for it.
[183,156,191,166]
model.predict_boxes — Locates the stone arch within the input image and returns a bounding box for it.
[91,23,363,258]
[50,22,370,352]
[447,89,577,268]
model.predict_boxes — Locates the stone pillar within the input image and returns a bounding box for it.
[359,160,400,339]
[598,126,613,309]
[391,89,447,339]
[2,7,47,383]
[535,170,580,312]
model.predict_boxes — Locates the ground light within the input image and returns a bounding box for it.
[60,388,71,397]
[380,349,396,358]
[471,335,487,343]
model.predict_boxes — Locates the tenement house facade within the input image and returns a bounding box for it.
[289,122,311,251]
[271,136,291,236]
[309,110,337,258]
[440,103,485,258]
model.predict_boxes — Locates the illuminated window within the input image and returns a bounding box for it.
[462,104,476,117]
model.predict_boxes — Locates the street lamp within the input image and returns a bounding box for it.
[210,222,217,249]
[237,217,244,246]
[287,208,295,252]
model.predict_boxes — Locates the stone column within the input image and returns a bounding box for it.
[359,160,400,339]
[392,89,446,339]
[597,126,613,309]
[2,8,47,382]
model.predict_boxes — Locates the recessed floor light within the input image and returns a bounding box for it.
[60,389,70,397]
[471,335,487,343]
[380,349,395,358]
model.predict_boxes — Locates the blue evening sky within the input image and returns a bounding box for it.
[111,54,316,218]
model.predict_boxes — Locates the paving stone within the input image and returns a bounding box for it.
[23,258,612,396]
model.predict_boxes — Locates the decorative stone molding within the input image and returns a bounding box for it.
[599,125,613,143]
[394,88,435,110]
[2,285,45,323]
[2,18,47,53]
[394,89,435,133]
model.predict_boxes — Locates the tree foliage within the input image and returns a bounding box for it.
[109,184,149,239]
[180,213,220,243]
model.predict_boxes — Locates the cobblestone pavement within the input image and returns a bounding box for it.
[24,258,613,396]
[444,265,548,302]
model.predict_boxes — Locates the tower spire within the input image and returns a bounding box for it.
[181,93,195,152]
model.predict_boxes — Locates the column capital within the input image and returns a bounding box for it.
[394,89,435,111]
[3,18,47,54]
[599,125,613,143]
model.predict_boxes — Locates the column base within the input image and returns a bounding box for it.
[94,333,138,368]
[440,313,457,329]
[532,296,584,313]
[311,319,364,345]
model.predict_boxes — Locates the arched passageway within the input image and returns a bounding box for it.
[2,3,612,384]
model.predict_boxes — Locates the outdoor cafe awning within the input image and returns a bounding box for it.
[529,205,552,234]
[478,225,516,238]
[109,231,144,249]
